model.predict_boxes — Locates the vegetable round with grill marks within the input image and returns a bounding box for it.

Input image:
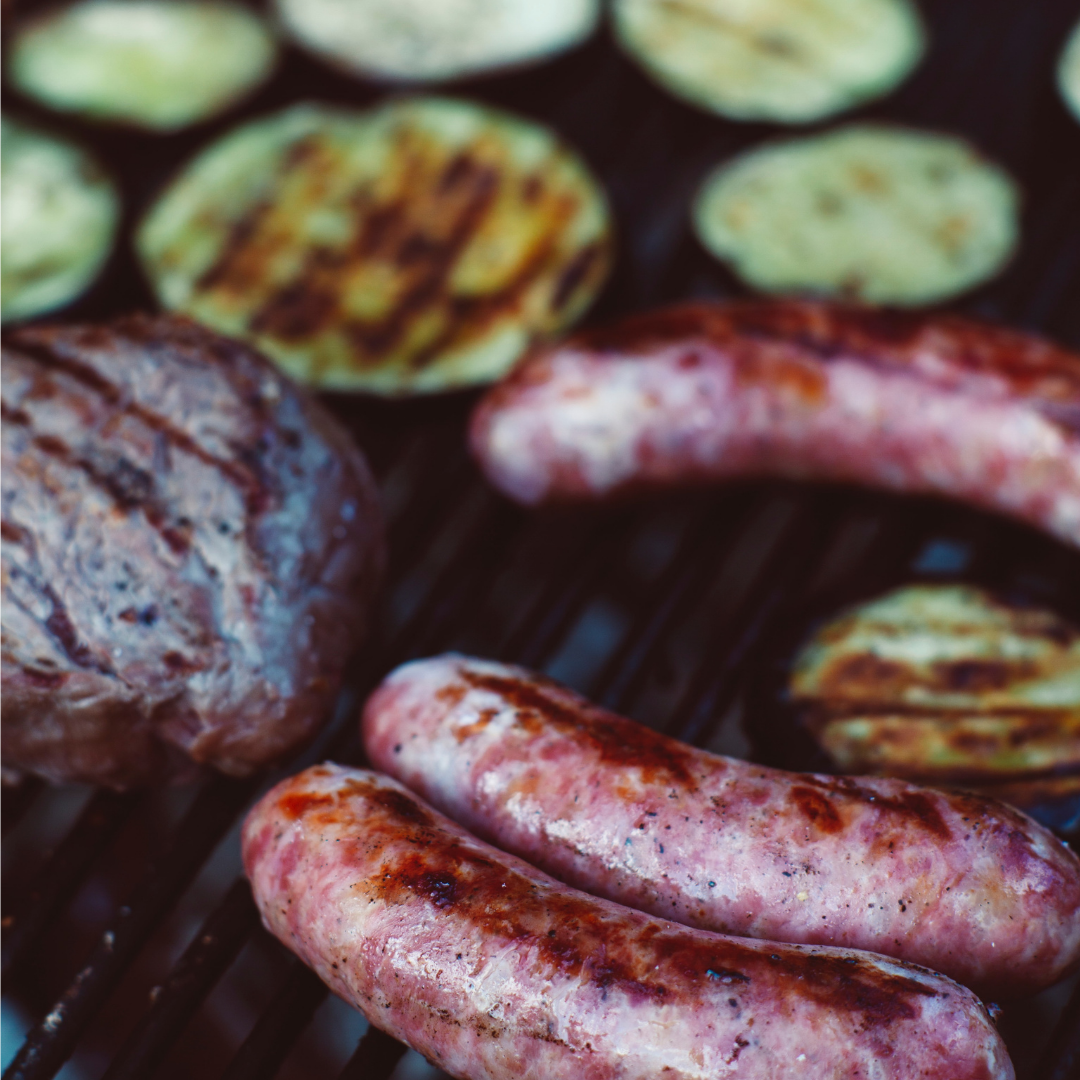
[693,124,1019,306]
[137,97,613,396]
[612,0,925,124]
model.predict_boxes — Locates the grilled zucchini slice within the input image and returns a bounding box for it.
[790,585,1080,807]
[273,0,599,83]
[137,97,612,395]
[1,116,120,323]
[1059,18,1080,124]
[612,0,925,124]
[694,124,1019,306]
[8,1,277,132]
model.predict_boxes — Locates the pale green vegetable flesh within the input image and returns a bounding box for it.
[790,585,1080,805]
[1059,18,1080,124]
[613,0,925,123]
[9,0,277,132]
[274,0,600,82]
[1,116,120,323]
[694,124,1019,306]
[137,98,612,395]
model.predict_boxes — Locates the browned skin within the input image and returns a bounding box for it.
[244,764,1014,1080]
[1,315,384,787]
[471,300,1080,544]
[363,656,1080,998]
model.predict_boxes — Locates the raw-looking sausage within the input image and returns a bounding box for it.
[243,763,1014,1080]
[362,654,1080,998]
[469,301,1080,547]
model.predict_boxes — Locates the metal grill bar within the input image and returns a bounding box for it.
[100,879,259,1080]
[219,962,328,1080]
[2,790,138,982]
[3,778,257,1080]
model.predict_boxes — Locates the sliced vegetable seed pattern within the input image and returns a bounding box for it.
[137,98,612,395]
[694,124,1019,306]
[613,0,925,123]
[790,585,1080,808]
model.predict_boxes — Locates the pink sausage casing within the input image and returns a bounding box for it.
[362,654,1080,998]
[469,301,1080,547]
[243,763,1014,1080]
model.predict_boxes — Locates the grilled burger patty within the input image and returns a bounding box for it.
[363,654,1080,998]
[244,763,1014,1080]
[470,299,1080,547]
[1,315,384,788]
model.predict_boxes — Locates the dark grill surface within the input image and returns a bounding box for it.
[3,1,1080,1078]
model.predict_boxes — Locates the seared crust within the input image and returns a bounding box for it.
[243,763,1014,1080]
[470,299,1080,545]
[363,655,1080,998]
[1,315,384,787]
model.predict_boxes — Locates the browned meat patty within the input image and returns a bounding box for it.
[1,315,384,788]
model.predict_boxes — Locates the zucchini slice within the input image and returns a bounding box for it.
[273,0,600,83]
[694,124,1019,306]
[612,0,925,123]
[8,1,277,132]
[790,585,1080,807]
[1,116,120,323]
[137,97,612,395]
[1059,18,1080,124]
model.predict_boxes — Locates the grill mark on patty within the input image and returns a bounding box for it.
[6,336,274,518]
[26,430,191,556]
[39,579,115,676]
[286,774,939,1024]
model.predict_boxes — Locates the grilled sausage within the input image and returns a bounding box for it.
[1,315,384,787]
[243,763,1014,1080]
[362,654,1080,998]
[469,300,1080,547]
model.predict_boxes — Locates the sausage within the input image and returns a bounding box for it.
[243,762,1014,1080]
[362,654,1080,998]
[468,300,1080,547]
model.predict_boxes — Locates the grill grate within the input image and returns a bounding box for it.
[3,1,1080,1077]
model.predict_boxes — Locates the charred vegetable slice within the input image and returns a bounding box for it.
[612,0,925,123]
[1,116,120,323]
[694,124,1019,306]
[790,585,1080,807]
[273,0,600,83]
[137,97,612,395]
[1059,18,1080,124]
[8,0,277,132]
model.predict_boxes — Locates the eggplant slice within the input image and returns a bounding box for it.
[789,585,1080,808]
[8,0,278,132]
[273,0,600,83]
[137,97,613,395]
[612,0,925,124]
[1,115,120,324]
[693,124,1019,306]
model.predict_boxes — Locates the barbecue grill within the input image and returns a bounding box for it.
[3,1,1080,1077]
